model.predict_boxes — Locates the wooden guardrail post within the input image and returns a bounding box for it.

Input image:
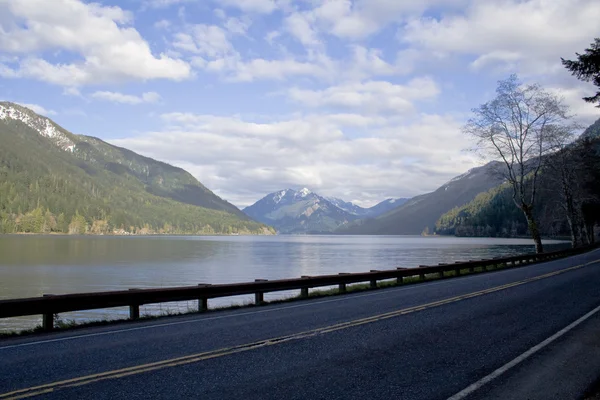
[300,276,310,298]
[453,262,462,277]
[418,266,427,281]
[468,261,476,273]
[369,271,379,288]
[338,273,350,293]
[255,279,267,304]
[438,264,447,278]
[198,284,211,312]
[42,294,54,331]
[396,268,407,284]
[128,289,140,320]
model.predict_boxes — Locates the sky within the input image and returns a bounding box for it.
[0,0,599,208]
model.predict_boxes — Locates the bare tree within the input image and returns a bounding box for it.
[545,124,586,248]
[464,75,571,253]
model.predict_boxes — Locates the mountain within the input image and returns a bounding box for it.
[0,102,273,235]
[435,120,600,239]
[337,162,506,235]
[325,197,368,216]
[581,118,600,140]
[365,198,410,216]
[243,188,361,233]
[325,197,409,217]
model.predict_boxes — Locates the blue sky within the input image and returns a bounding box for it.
[1,0,599,207]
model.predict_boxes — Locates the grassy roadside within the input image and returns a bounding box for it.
[0,263,506,339]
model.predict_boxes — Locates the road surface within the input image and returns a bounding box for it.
[1,249,600,400]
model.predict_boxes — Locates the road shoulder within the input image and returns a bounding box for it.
[465,304,600,400]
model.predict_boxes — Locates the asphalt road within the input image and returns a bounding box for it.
[1,249,600,400]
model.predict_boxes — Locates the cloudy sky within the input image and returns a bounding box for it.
[1,0,599,207]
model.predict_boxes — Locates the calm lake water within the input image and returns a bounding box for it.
[0,235,568,332]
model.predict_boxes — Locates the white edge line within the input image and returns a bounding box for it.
[447,303,600,400]
[1,252,596,351]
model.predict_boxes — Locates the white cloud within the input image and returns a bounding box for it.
[223,17,252,35]
[91,91,162,105]
[213,8,227,19]
[228,57,332,82]
[172,23,336,82]
[173,25,233,57]
[111,111,478,207]
[549,85,600,126]
[402,0,600,76]
[287,78,440,113]
[285,12,321,47]
[62,87,83,97]
[154,20,171,30]
[17,102,57,116]
[283,0,467,42]
[143,0,193,7]
[0,0,191,85]
[265,31,281,45]
[215,0,278,14]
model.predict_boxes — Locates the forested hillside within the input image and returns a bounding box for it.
[435,126,600,240]
[0,103,273,235]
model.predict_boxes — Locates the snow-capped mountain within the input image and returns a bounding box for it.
[326,197,409,217]
[243,189,410,234]
[243,188,360,233]
[325,197,367,216]
[0,102,76,152]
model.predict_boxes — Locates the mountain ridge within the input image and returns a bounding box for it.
[244,188,409,233]
[336,162,506,235]
[0,101,272,235]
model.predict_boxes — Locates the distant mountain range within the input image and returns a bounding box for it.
[0,102,273,235]
[337,162,506,235]
[243,189,408,234]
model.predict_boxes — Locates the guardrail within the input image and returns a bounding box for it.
[1,243,597,331]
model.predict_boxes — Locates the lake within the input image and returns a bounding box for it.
[0,235,569,332]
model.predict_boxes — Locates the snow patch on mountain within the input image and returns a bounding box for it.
[273,190,289,204]
[297,188,312,197]
[0,102,76,152]
[444,169,474,186]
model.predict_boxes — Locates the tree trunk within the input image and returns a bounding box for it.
[566,215,579,248]
[588,223,596,244]
[522,206,544,253]
[580,224,590,246]
[561,179,581,248]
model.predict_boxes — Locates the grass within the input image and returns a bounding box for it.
[0,261,519,339]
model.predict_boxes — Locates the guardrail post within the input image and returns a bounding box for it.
[396,268,407,284]
[338,273,350,293]
[418,266,427,281]
[255,279,267,305]
[438,264,447,278]
[128,289,140,320]
[300,276,310,298]
[42,294,54,331]
[369,270,379,288]
[468,262,476,273]
[198,284,211,312]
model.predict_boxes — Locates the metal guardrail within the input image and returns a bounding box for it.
[0,243,597,331]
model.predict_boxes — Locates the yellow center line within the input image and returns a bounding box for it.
[2,260,598,400]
